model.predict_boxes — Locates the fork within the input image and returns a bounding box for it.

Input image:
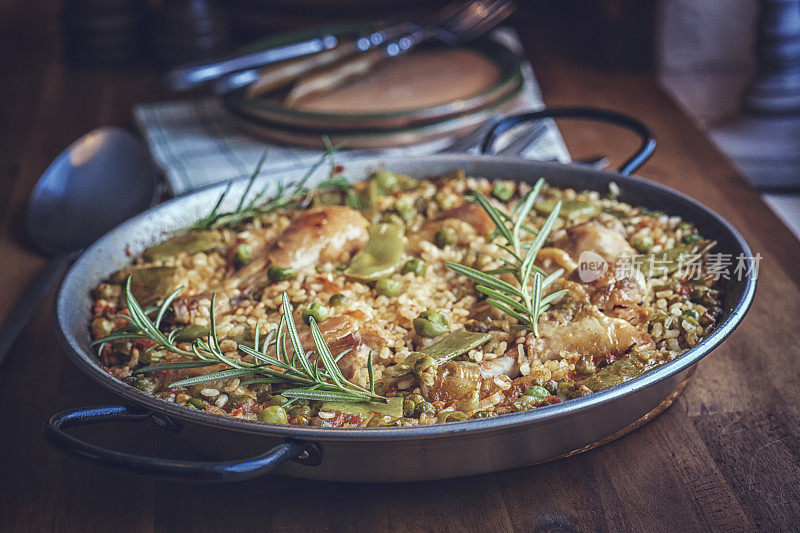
[169,0,512,92]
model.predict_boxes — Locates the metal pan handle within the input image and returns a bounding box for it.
[44,405,315,482]
[481,106,657,176]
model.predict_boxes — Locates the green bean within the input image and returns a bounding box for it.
[345,223,405,281]
[536,197,599,219]
[142,231,224,262]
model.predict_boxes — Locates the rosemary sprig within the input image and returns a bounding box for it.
[189,138,345,231]
[444,178,568,336]
[94,277,385,403]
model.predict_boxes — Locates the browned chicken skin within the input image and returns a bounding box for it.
[267,205,369,270]
[559,220,637,263]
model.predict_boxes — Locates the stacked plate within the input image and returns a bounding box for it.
[221,28,525,149]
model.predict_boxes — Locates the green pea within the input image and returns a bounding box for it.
[413,310,450,337]
[270,394,288,406]
[258,405,288,424]
[402,258,426,276]
[134,377,157,393]
[434,227,456,248]
[691,286,718,306]
[574,355,596,375]
[268,265,297,282]
[631,234,654,253]
[407,393,425,405]
[511,396,537,412]
[394,196,416,223]
[288,405,312,417]
[681,308,700,323]
[233,244,253,266]
[402,397,417,417]
[491,182,515,202]
[375,278,402,297]
[302,302,329,324]
[682,234,704,244]
[413,401,435,418]
[329,293,348,306]
[187,397,207,409]
[524,385,551,402]
[434,190,459,210]
[677,221,692,231]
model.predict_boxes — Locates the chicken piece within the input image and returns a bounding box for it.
[266,206,369,270]
[529,280,652,362]
[438,202,494,237]
[536,247,578,275]
[585,261,647,311]
[420,356,520,403]
[479,355,520,380]
[293,314,366,379]
[413,202,495,249]
[227,206,369,300]
[559,220,636,263]
[592,213,626,235]
[422,361,482,403]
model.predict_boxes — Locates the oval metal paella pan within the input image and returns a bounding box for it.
[44,109,757,483]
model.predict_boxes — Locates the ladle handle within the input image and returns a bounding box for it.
[0,252,76,366]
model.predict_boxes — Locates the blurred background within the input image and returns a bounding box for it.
[2,0,799,233]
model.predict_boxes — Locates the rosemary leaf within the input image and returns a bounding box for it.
[281,388,374,402]
[169,367,261,388]
[133,361,218,375]
[445,178,566,336]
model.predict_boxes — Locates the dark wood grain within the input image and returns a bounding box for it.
[2,6,800,532]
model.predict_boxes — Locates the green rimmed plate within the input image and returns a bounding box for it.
[226,78,523,149]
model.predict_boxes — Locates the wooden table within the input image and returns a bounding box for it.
[2,9,800,532]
